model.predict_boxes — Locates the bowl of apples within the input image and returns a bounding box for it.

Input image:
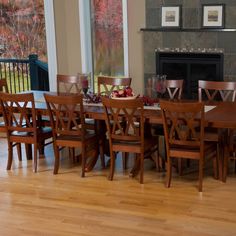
[111,87,136,99]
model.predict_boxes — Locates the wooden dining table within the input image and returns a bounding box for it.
[23,90,236,179]
[29,90,236,128]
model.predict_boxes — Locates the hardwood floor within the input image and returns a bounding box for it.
[0,137,236,236]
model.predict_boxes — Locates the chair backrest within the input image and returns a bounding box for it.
[97,76,132,96]
[44,94,86,139]
[165,79,183,100]
[0,92,37,134]
[198,80,236,102]
[57,74,83,94]
[0,79,9,93]
[160,100,204,152]
[102,97,144,146]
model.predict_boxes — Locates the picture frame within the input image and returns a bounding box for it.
[161,6,181,28]
[202,4,225,28]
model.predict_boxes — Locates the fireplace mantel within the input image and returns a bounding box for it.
[140,28,236,32]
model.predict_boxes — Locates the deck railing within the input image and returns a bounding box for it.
[0,54,49,93]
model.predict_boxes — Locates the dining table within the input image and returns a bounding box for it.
[21,90,236,180]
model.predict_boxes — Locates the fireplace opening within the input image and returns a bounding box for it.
[156,51,224,99]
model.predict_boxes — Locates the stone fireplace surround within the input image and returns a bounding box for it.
[143,0,236,95]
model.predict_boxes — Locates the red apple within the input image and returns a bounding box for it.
[125,86,133,96]
[118,90,125,97]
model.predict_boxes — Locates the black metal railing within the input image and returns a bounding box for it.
[0,54,49,93]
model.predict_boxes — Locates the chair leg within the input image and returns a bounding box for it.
[218,143,223,181]
[213,148,219,179]
[33,144,38,172]
[178,158,183,176]
[199,158,203,192]
[69,147,75,163]
[155,149,160,172]
[99,139,105,169]
[234,158,236,173]
[108,152,115,181]
[53,145,60,174]
[140,154,144,184]
[223,145,229,182]
[166,157,172,188]
[38,140,45,157]
[16,143,22,161]
[81,147,86,178]
[7,142,13,170]
[25,143,32,160]
[122,152,128,170]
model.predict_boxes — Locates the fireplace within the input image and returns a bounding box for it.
[156,51,224,99]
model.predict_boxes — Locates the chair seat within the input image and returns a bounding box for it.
[11,127,52,137]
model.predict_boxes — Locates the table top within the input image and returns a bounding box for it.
[27,90,236,129]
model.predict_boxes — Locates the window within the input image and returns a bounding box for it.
[0,0,47,61]
[79,0,128,92]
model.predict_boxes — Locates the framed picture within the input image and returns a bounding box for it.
[161,6,181,28]
[202,4,225,28]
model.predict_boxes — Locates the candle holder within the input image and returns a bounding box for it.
[155,75,167,98]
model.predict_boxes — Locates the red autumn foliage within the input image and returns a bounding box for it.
[0,0,47,61]
[91,0,124,76]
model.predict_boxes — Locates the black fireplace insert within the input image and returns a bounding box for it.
[156,51,224,99]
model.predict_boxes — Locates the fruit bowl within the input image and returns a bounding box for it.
[110,86,135,99]
[111,95,137,100]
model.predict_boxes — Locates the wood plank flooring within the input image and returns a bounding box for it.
[0,137,236,236]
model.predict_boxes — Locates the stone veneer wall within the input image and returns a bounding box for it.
[144,0,236,85]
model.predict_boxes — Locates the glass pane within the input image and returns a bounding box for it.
[0,0,47,62]
[90,0,124,91]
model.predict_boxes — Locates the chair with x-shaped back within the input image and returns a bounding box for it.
[0,92,52,172]
[102,97,159,183]
[0,79,23,160]
[44,93,99,176]
[57,74,83,94]
[97,76,132,96]
[160,100,218,192]
[198,80,236,180]
[165,79,184,100]
[56,74,105,167]
[152,79,184,172]
[198,80,236,102]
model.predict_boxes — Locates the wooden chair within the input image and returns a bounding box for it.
[198,80,236,180]
[0,79,9,93]
[153,79,184,171]
[56,74,104,167]
[97,76,132,167]
[198,80,236,102]
[0,92,52,172]
[0,79,22,160]
[97,76,131,96]
[102,97,159,183]
[226,130,236,179]
[57,74,83,94]
[160,100,218,192]
[44,93,99,176]
[0,79,9,131]
[165,79,183,100]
